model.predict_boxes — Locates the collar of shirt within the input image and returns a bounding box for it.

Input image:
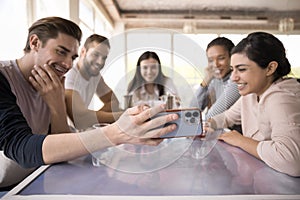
[222,72,231,83]
[139,84,160,101]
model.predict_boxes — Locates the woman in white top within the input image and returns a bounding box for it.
[127,51,179,107]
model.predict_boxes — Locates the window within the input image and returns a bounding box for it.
[0,0,27,59]
[35,0,69,19]
[276,35,300,77]
[79,0,93,29]
[79,0,113,42]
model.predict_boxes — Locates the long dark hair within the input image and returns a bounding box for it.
[127,51,168,96]
[231,32,291,82]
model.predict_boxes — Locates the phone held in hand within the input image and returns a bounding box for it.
[152,108,203,138]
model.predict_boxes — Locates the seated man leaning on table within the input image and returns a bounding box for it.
[64,34,123,130]
[208,32,300,177]
[0,16,179,189]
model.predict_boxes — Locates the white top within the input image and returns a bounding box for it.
[129,77,179,106]
[64,64,111,106]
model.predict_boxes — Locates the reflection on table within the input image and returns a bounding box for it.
[19,137,300,196]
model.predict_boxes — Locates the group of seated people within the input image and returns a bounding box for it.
[65,34,241,130]
[0,16,299,190]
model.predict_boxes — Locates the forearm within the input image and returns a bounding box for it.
[43,104,179,165]
[42,122,123,164]
[50,107,71,133]
[96,110,123,123]
[100,100,120,112]
[98,89,120,112]
[236,136,260,159]
[42,134,86,164]
[42,128,113,164]
[218,130,260,159]
[70,108,122,130]
[209,113,228,128]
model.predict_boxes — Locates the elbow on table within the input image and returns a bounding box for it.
[276,162,300,177]
[288,169,300,177]
[258,141,300,177]
[266,156,300,177]
[3,151,42,169]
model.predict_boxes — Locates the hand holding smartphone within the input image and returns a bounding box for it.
[151,108,203,138]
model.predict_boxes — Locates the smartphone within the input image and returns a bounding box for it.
[151,108,203,138]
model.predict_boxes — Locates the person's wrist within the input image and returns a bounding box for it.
[50,107,67,118]
[207,118,217,130]
[104,123,122,146]
[201,76,212,87]
[200,81,208,88]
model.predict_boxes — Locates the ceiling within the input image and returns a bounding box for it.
[98,0,300,34]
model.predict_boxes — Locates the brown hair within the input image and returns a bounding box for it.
[23,17,82,53]
[83,34,110,50]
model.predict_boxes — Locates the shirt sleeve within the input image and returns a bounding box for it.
[0,72,46,168]
[206,80,240,119]
[190,84,209,111]
[257,91,300,176]
[212,97,242,128]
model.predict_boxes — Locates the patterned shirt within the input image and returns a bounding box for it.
[190,72,240,120]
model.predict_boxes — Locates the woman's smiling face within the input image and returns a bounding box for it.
[140,58,159,83]
[230,53,273,97]
[206,45,232,79]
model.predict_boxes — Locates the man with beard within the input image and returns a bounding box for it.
[65,34,123,130]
